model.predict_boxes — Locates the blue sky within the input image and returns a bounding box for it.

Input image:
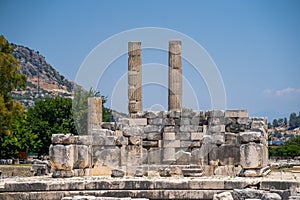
[0,0,300,120]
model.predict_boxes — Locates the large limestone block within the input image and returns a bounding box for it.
[74,135,91,145]
[191,148,208,165]
[52,134,75,145]
[240,131,263,143]
[208,117,225,126]
[225,110,248,118]
[52,170,74,178]
[90,165,112,176]
[146,132,162,140]
[123,126,143,136]
[92,147,120,168]
[225,133,239,145]
[213,191,234,200]
[207,110,225,118]
[240,142,264,169]
[144,125,160,133]
[191,132,204,140]
[175,150,191,165]
[50,144,74,170]
[128,118,147,126]
[73,145,91,169]
[208,125,225,133]
[219,144,240,166]
[148,148,162,164]
[163,147,176,163]
[208,145,220,166]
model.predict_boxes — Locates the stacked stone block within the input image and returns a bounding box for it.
[50,109,269,178]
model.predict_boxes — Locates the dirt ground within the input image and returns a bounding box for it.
[0,165,33,177]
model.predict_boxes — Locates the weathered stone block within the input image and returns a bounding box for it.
[50,144,74,170]
[141,111,157,118]
[191,148,208,165]
[123,126,143,136]
[163,132,176,140]
[73,145,90,169]
[208,125,225,133]
[211,133,225,145]
[179,125,200,132]
[180,118,190,125]
[146,132,162,140]
[164,118,175,126]
[92,147,120,168]
[240,142,264,169]
[213,191,234,200]
[181,110,195,118]
[52,134,75,145]
[129,136,142,145]
[163,126,175,132]
[208,145,219,165]
[147,118,163,125]
[52,170,74,178]
[180,141,193,148]
[148,148,162,164]
[175,132,191,140]
[191,132,204,140]
[225,110,248,118]
[129,118,147,126]
[208,117,225,126]
[73,169,84,176]
[207,110,225,118]
[251,119,266,129]
[111,169,125,177]
[175,150,191,165]
[144,125,160,133]
[142,141,158,147]
[163,140,180,148]
[116,136,128,146]
[219,144,240,166]
[90,165,112,176]
[225,133,238,145]
[74,136,91,145]
[163,147,176,163]
[240,131,263,143]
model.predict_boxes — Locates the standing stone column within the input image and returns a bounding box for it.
[168,41,182,111]
[128,42,142,118]
[88,97,102,135]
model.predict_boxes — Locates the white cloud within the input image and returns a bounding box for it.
[275,87,300,96]
[263,87,300,96]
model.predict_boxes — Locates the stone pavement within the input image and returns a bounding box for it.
[0,172,299,200]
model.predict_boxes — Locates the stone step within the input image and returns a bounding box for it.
[0,189,229,200]
[182,168,203,177]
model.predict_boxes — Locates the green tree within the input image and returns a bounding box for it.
[272,119,279,128]
[26,97,76,156]
[72,87,111,135]
[269,136,300,157]
[0,35,27,137]
[289,112,297,129]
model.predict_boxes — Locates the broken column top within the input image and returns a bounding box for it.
[128,41,141,56]
[169,40,182,55]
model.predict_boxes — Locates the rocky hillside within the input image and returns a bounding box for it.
[11,45,73,108]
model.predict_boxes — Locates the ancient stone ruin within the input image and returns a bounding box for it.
[49,41,269,178]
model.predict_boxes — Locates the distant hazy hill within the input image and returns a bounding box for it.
[11,44,73,108]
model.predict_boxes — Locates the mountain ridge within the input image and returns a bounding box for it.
[11,44,74,107]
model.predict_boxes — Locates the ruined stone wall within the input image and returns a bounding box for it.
[50,110,269,178]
